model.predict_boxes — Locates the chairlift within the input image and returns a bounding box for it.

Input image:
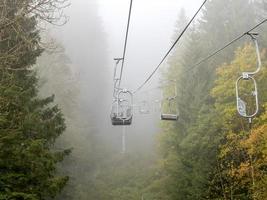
[111,89,133,126]
[161,80,179,121]
[161,97,179,121]
[235,32,261,122]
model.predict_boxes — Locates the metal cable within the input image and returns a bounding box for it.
[133,0,208,94]
[133,19,267,98]
[119,0,134,87]
[184,19,267,73]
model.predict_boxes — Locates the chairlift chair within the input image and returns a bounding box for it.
[161,97,179,121]
[160,80,179,121]
[161,114,178,121]
[111,89,133,126]
[235,32,261,123]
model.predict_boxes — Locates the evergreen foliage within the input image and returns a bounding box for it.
[0,1,69,199]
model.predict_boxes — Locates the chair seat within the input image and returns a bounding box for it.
[161,114,178,121]
[111,117,132,126]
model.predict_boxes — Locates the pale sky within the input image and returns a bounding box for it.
[96,0,204,91]
[53,0,205,94]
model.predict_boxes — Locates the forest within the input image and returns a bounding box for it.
[1,0,267,200]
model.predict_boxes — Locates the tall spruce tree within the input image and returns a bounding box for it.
[0,1,70,199]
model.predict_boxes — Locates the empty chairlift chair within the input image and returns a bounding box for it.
[111,89,133,126]
[161,97,179,121]
[160,80,179,121]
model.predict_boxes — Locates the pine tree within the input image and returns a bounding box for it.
[0,1,70,199]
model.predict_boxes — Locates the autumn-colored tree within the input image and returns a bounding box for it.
[210,43,267,199]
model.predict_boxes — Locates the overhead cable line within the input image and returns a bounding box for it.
[184,18,267,73]
[162,19,267,84]
[133,0,208,94]
[119,0,134,87]
[163,21,267,119]
[135,19,267,96]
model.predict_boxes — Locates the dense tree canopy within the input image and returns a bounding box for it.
[0,0,69,199]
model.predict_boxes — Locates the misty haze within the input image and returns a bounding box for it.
[1,0,267,199]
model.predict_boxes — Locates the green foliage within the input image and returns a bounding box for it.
[207,45,267,200]
[153,0,267,199]
[86,153,159,200]
[0,70,69,200]
[78,1,267,199]
[0,1,69,199]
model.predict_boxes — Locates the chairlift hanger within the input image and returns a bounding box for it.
[235,32,261,123]
[113,60,123,99]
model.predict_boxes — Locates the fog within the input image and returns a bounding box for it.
[3,0,266,199]
[49,0,203,153]
[98,0,203,89]
[0,0,267,200]
[47,0,205,198]
[44,1,202,197]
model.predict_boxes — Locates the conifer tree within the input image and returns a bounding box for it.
[0,0,70,199]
